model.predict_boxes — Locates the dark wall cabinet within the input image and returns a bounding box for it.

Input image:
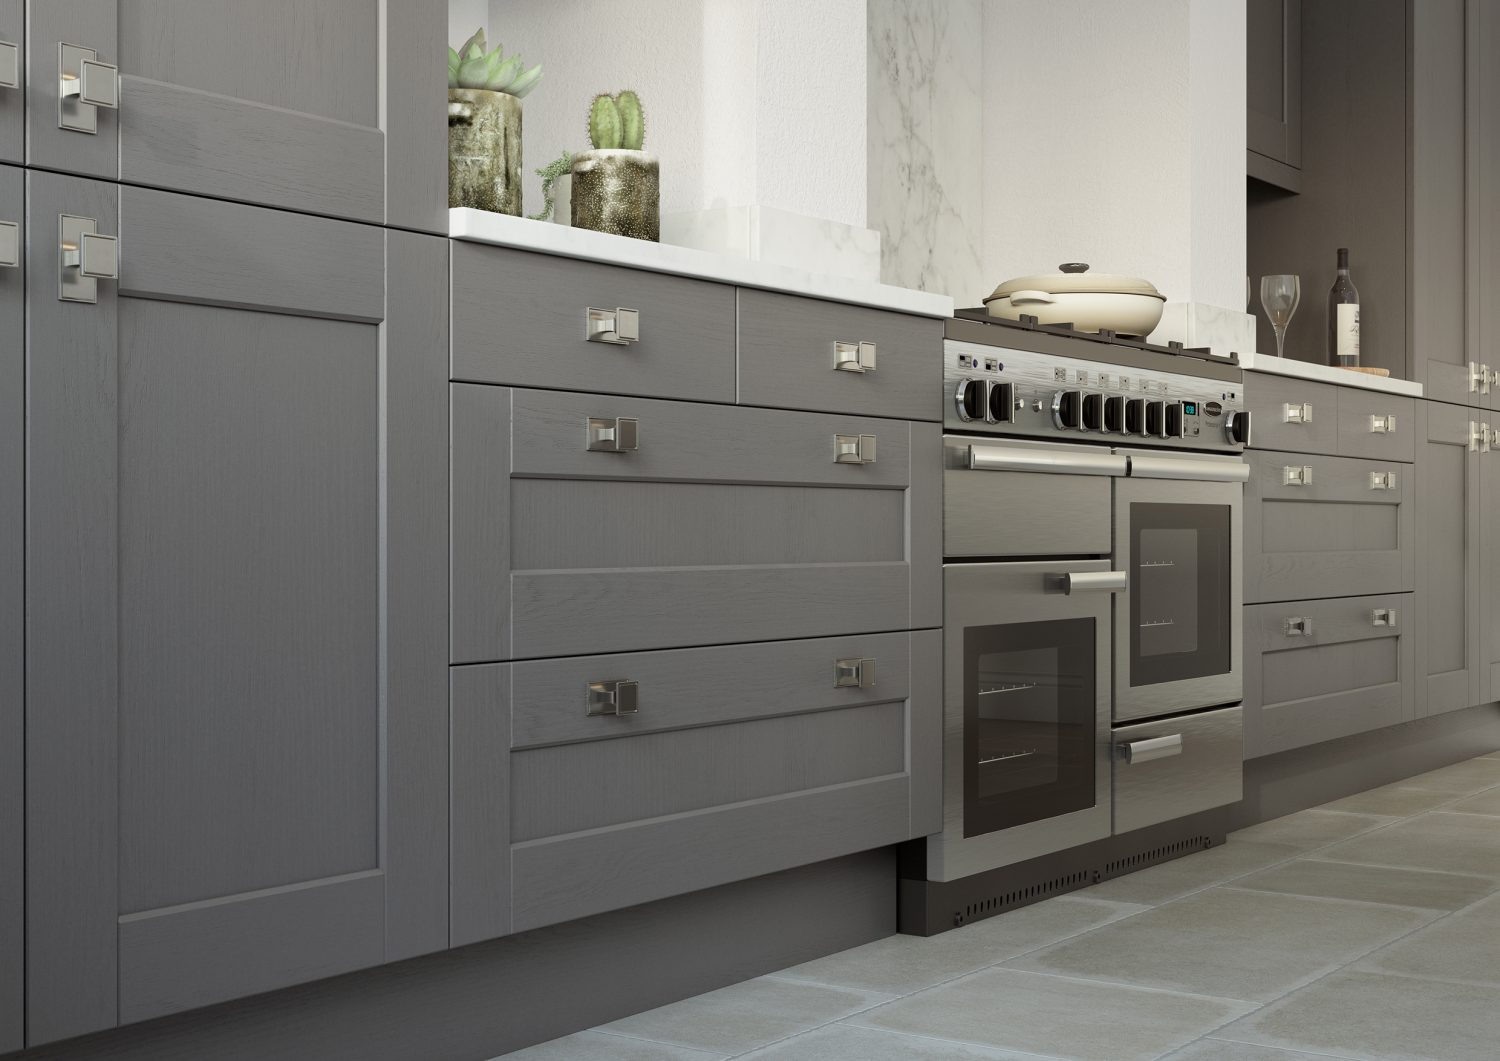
[1247,0,1302,189]
[23,173,450,1045]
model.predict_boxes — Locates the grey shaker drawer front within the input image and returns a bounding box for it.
[452,386,930,662]
[1112,706,1243,835]
[0,3,18,164]
[1336,389,1415,462]
[450,629,941,941]
[450,243,736,402]
[1246,373,1339,455]
[510,631,913,749]
[1244,593,1412,757]
[1244,450,1413,602]
[736,289,942,421]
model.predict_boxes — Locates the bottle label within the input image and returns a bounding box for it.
[1337,303,1361,364]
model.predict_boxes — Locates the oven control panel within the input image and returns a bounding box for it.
[945,340,1248,452]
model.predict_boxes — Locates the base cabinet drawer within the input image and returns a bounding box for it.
[1244,449,1413,602]
[450,630,942,945]
[1112,707,1242,834]
[736,289,942,421]
[451,385,940,661]
[1247,375,1339,455]
[450,243,737,402]
[1244,594,1413,757]
[1337,389,1415,463]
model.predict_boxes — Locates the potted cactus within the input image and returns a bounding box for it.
[571,91,659,241]
[447,28,541,215]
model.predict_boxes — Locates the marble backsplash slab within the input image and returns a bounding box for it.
[660,205,883,282]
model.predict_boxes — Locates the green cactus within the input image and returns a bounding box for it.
[586,91,646,151]
[616,90,645,151]
[447,28,541,97]
[588,94,623,150]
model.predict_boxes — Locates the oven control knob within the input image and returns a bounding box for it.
[955,378,985,422]
[1103,394,1125,434]
[1051,390,1083,430]
[1081,392,1106,432]
[1125,397,1146,435]
[987,381,1016,424]
[1164,401,1185,438]
[1225,409,1253,446]
[1145,400,1166,437]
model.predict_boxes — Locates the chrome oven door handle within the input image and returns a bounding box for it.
[1048,571,1127,595]
[1117,734,1183,764]
[968,444,1127,476]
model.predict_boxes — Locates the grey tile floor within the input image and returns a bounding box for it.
[502,753,1500,1061]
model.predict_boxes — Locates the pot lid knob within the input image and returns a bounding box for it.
[1059,262,1090,273]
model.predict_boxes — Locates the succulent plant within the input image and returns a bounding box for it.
[448,28,541,97]
[527,150,576,222]
[586,91,646,151]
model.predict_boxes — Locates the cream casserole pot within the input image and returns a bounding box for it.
[984,263,1166,337]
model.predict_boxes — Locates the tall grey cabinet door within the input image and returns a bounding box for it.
[0,163,24,1057]
[1247,0,1301,168]
[26,0,447,230]
[1412,0,1470,406]
[1414,402,1482,716]
[1481,418,1500,704]
[1475,0,1500,413]
[0,2,20,163]
[25,173,449,1045]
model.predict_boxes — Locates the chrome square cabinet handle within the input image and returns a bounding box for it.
[586,416,639,453]
[833,340,877,373]
[586,306,639,345]
[834,657,876,689]
[58,215,119,303]
[0,221,17,269]
[586,679,638,717]
[58,43,119,134]
[1283,402,1313,424]
[834,434,877,464]
[0,41,18,89]
[1283,616,1314,637]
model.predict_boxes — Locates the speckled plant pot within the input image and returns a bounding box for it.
[570,149,660,241]
[448,88,522,215]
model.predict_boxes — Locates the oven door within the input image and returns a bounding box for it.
[931,560,1114,882]
[1113,451,1247,722]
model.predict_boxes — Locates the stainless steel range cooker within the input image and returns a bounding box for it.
[902,313,1251,934]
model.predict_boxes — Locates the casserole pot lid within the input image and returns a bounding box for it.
[985,263,1164,301]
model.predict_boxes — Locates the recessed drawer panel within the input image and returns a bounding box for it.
[1245,374,1338,455]
[1337,389,1415,462]
[1245,593,1412,757]
[510,631,914,749]
[1244,450,1413,602]
[736,289,942,421]
[452,386,934,661]
[450,243,736,402]
[1112,706,1243,835]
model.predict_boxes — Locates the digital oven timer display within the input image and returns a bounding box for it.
[1183,402,1198,415]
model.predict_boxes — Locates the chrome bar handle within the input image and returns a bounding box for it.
[1118,734,1183,764]
[1048,571,1127,595]
[968,445,1127,476]
[1128,454,1250,482]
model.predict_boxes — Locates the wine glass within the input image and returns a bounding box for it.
[1259,274,1301,358]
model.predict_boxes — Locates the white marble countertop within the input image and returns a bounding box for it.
[448,208,955,319]
[1239,351,1424,397]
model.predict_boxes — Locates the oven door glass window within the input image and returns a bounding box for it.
[963,617,1096,838]
[1130,502,1231,687]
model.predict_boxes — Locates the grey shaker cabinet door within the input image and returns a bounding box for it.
[1244,593,1413,758]
[736,289,943,421]
[1244,373,1338,456]
[1477,0,1500,414]
[1247,0,1301,171]
[451,387,935,662]
[450,629,942,942]
[1243,449,1413,603]
[1414,401,1482,717]
[0,163,22,1056]
[1479,412,1500,704]
[0,1,20,164]
[1412,0,1471,406]
[25,174,448,1044]
[25,0,446,230]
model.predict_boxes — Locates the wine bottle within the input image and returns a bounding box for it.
[1328,247,1361,368]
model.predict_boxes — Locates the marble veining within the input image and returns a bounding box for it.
[867,0,986,306]
[660,205,883,283]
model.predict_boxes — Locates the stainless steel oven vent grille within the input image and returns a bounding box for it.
[955,870,1092,926]
[1102,835,1213,877]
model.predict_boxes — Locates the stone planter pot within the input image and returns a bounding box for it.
[570,149,659,241]
[448,88,522,215]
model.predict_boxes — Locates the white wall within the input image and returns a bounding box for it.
[480,0,866,225]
